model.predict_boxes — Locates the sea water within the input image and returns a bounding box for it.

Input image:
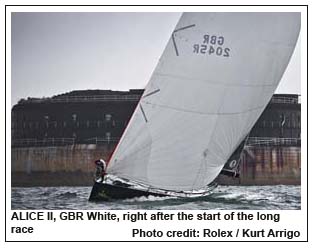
[11,185,300,210]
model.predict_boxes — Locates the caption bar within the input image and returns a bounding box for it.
[7,211,304,241]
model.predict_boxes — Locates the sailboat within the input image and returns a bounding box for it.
[89,12,300,201]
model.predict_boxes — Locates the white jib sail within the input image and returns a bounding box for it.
[107,12,300,192]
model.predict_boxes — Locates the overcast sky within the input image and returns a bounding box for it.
[11,12,301,106]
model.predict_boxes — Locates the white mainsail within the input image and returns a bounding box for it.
[107,13,300,192]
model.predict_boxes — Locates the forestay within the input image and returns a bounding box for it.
[107,13,301,191]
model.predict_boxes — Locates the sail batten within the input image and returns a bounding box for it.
[107,12,300,192]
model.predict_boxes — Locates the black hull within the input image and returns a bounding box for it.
[88,181,166,201]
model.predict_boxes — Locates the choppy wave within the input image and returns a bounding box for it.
[11,185,301,210]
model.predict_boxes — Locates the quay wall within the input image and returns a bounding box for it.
[11,144,300,187]
[217,146,301,185]
[239,146,300,185]
[11,144,113,186]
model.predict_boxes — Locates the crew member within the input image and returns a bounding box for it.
[94,159,107,182]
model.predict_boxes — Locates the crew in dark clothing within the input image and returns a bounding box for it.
[94,159,106,182]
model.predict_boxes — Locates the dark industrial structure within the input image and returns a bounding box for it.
[251,94,300,139]
[11,90,301,146]
[11,89,143,146]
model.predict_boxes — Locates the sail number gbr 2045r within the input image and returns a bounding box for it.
[193,34,230,57]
